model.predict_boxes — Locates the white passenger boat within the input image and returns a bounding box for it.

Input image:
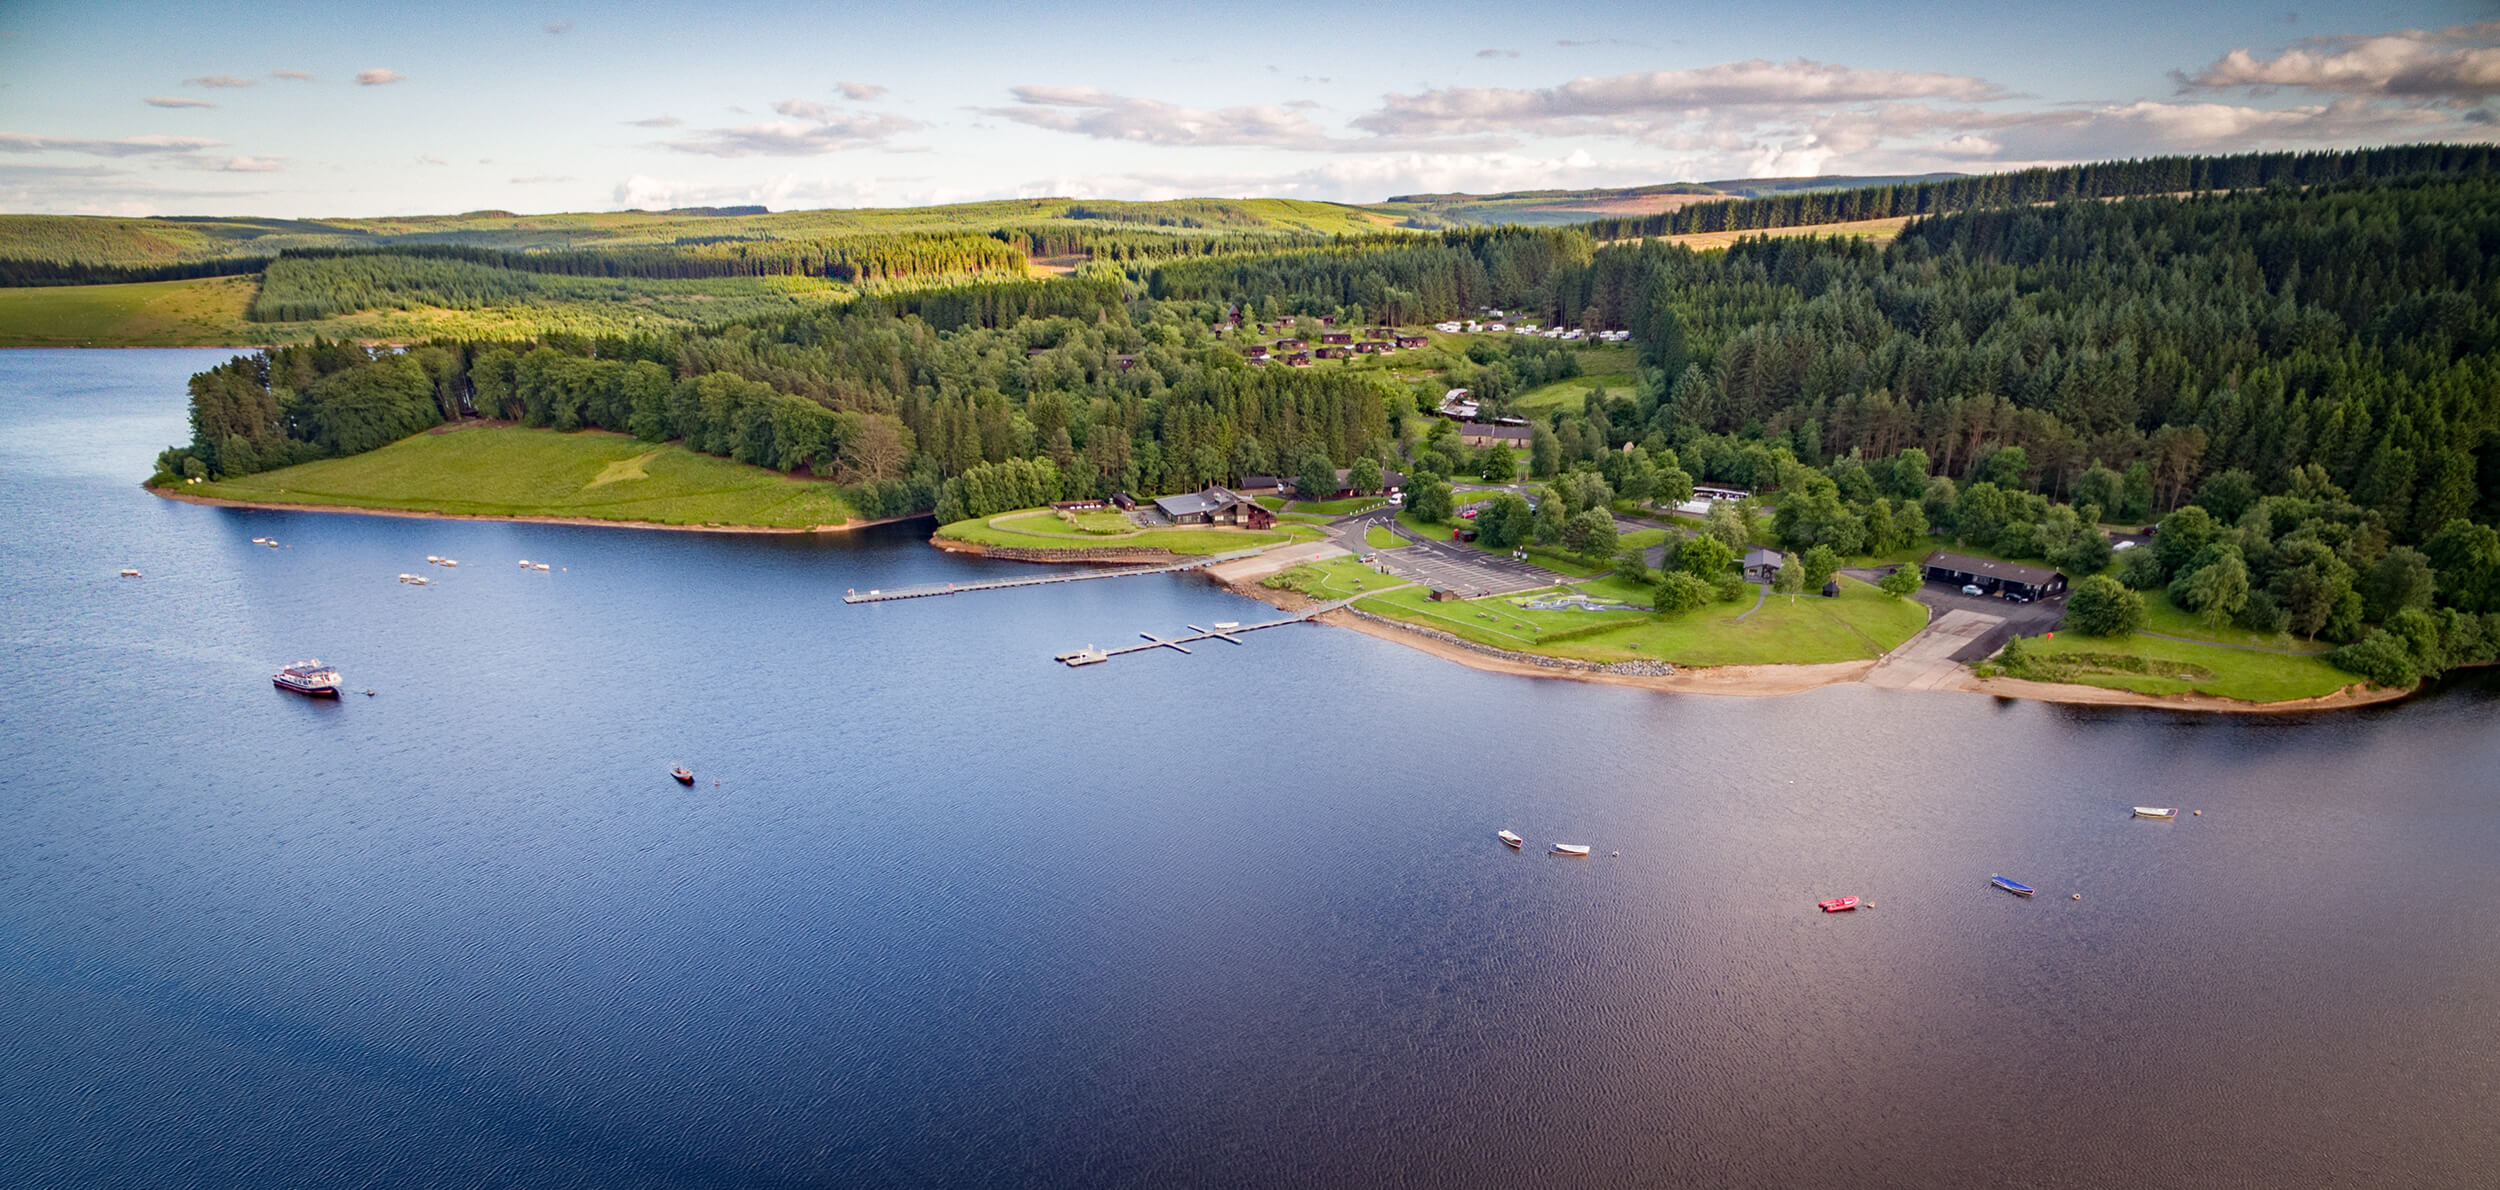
[1497,830,1523,849]
[1551,843,1591,857]
[2132,806,2179,820]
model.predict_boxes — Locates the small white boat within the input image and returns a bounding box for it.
[1212,621,1240,630]
[1551,843,1591,857]
[1497,830,1523,849]
[518,559,532,567]
[440,559,458,567]
[119,568,141,577]
[263,540,280,548]
[250,537,268,545]
[2132,806,2179,820]
[425,555,441,563]
[533,563,551,571]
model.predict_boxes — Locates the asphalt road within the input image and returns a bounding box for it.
[1331,507,1559,597]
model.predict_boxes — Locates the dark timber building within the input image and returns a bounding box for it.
[1922,551,2068,600]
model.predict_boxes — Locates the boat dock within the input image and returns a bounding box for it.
[843,548,1264,604]
[1055,614,1312,666]
[1053,592,1377,666]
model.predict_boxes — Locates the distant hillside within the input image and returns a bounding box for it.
[0,197,1401,286]
[1364,174,1965,228]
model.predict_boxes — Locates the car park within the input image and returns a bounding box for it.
[1961,584,1985,596]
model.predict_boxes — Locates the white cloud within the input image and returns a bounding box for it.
[416,154,448,165]
[145,96,214,109]
[772,98,838,122]
[989,85,1512,152]
[183,74,254,89]
[2178,20,2500,102]
[1353,59,2006,138]
[611,172,906,210]
[626,115,683,128]
[1477,49,1519,60]
[356,69,406,86]
[0,132,224,157]
[838,81,887,101]
[662,101,923,157]
[270,69,316,82]
[178,154,286,172]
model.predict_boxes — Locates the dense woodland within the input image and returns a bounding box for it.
[158,146,2500,687]
[1578,142,2499,239]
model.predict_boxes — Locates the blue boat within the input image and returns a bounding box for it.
[1990,875,2036,897]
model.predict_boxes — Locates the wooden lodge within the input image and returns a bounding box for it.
[1051,498,1109,512]
[1315,345,1352,359]
[1152,486,1276,529]
[1321,332,1354,345]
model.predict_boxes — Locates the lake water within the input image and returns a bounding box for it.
[3,348,2497,1188]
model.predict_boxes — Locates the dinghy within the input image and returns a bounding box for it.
[2131,806,2179,820]
[1551,843,1591,857]
[1990,875,2036,897]
[1818,897,1859,912]
[1496,830,1523,849]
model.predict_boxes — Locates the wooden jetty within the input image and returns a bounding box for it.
[1052,594,1380,667]
[1055,615,1309,666]
[844,548,1264,604]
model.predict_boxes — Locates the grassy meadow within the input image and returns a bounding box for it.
[1353,574,1927,666]
[178,425,856,529]
[934,509,1304,555]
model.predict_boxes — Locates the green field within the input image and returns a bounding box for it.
[1364,525,1408,549]
[935,509,1300,555]
[0,275,262,346]
[1355,574,1925,666]
[2006,631,2353,703]
[1264,555,1411,601]
[1509,348,1639,414]
[0,271,853,346]
[177,425,856,528]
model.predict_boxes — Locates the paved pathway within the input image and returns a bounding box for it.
[1730,580,1770,622]
[1861,608,2005,691]
[1330,507,1559,598]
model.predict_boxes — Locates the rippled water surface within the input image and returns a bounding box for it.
[3,349,2497,1188]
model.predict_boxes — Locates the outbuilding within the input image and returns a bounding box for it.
[1921,550,2068,600]
[1744,548,1784,582]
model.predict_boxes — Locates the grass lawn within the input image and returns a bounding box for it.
[987,509,1135,537]
[1511,368,1639,416]
[1264,555,1410,601]
[1288,495,1386,516]
[1357,574,1926,666]
[938,511,1293,554]
[2133,590,2331,653]
[1364,525,1410,550]
[182,425,855,528]
[1619,527,1670,551]
[2007,631,2354,703]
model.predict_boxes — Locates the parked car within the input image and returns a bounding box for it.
[1961,584,1985,596]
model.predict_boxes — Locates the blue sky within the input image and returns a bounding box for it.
[2,0,2494,217]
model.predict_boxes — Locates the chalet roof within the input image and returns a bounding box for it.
[1153,486,1249,518]
[1458,421,1533,441]
[1745,548,1783,568]
[1923,551,2064,586]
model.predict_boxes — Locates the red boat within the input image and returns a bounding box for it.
[670,767,694,785]
[1818,896,1859,912]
